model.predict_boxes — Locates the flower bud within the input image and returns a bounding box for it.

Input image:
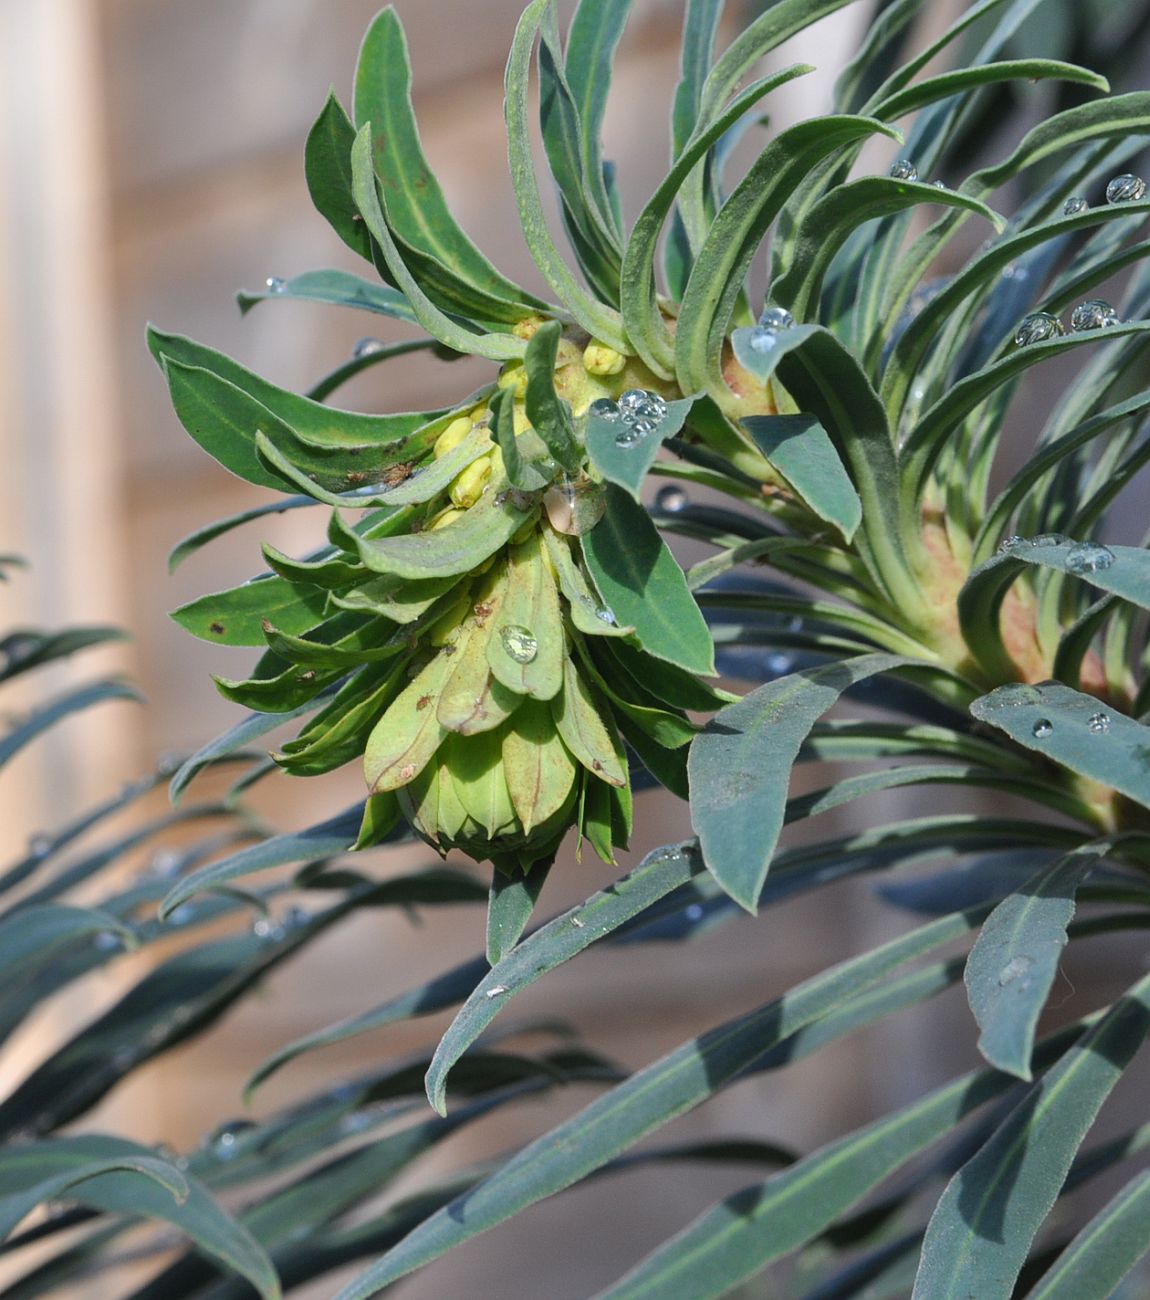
[496,361,529,398]
[449,453,494,508]
[583,339,626,376]
[434,416,474,459]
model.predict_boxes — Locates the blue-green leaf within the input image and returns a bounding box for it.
[964,844,1108,1080]
[690,655,911,912]
[912,972,1150,1299]
[582,485,715,675]
[585,396,694,500]
[970,681,1150,812]
[0,680,139,770]
[237,268,416,322]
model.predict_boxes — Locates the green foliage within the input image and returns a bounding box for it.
[13,0,1150,1294]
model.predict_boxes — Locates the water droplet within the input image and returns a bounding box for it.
[1071,299,1120,332]
[500,625,538,664]
[1014,312,1063,346]
[655,484,688,513]
[204,1120,256,1159]
[265,276,287,294]
[168,904,196,927]
[786,615,803,633]
[252,917,285,942]
[27,834,52,858]
[630,418,660,439]
[1063,195,1088,216]
[685,904,705,922]
[1027,533,1069,548]
[931,179,948,190]
[889,158,918,181]
[989,683,1043,708]
[339,1110,374,1135]
[155,752,181,776]
[148,850,183,881]
[1032,719,1054,739]
[766,652,793,675]
[594,605,616,625]
[998,955,1033,986]
[94,930,123,952]
[570,915,585,928]
[485,984,510,999]
[1088,711,1111,734]
[588,397,620,422]
[353,337,386,358]
[997,535,1025,553]
[152,1143,178,1162]
[281,906,310,931]
[614,426,645,447]
[617,390,667,426]
[749,326,779,353]
[758,306,795,333]
[1106,173,1146,204]
[1065,541,1115,575]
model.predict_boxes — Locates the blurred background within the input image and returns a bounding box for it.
[2,1,1150,1295]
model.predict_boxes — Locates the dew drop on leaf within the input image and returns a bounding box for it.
[1026,533,1069,548]
[265,276,287,293]
[353,337,386,358]
[757,306,795,333]
[1065,541,1115,575]
[1032,718,1054,739]
[1063,195,1089,215]
[500,625,538,664]
[204,1119,256,1159]
[1105,173,1146,204]
[1087,711,1111,734]
[1014,312,1063,346]
[997,535,1025,553]
[485,984,510,998]
[1070,299,1120,332]
[588,397,620,422]
[615,426,645,447]
[997,955,1033,986]
[655,485,688,513]
[889,158,917,181]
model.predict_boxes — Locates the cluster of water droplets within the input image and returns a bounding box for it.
[265,276,287,294]
[588,389,668,449]
[982,681,1113,744]
[997,533,1115,575]
[749,305,795,354]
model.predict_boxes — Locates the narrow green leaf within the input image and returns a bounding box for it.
[486,860,552,965]
[965,844,1108,1080]
[171,576,328,647]
[168,498,318,573]
[563,0,634,234]
[689,654,911,912]
[505,0,630,350]
[1026,1165,1150,1300]
[343,481,536,580]
[0,626,125,684]
[159,809,360,919]
[0,906,137,984]
[674,115,899,397]
[740,413,862,542]
[426,841,703,1113]
[489,388,551,491]
[912,972,1150,1299]
[596,1024,1090,1300]
[523,319,580,471]
[0,1137,279,1298]
[970,681,1150,812]
[585,396,694,500]
[875,58,1108,121]
[353,8,543,315]
[305,91,375,261]
[149,329,434,452]
[237,268,416,322]
[582,485,714,675]
[0,680,139,771]
[340,911,981,1297]
[621,66,812,377]
[349,125,525,361]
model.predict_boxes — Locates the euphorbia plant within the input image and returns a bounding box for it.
[110,0,1150,1294]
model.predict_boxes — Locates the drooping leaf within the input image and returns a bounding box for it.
[236,268,417,322]
[689,655,911,912]
[964,844,1109,1080]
